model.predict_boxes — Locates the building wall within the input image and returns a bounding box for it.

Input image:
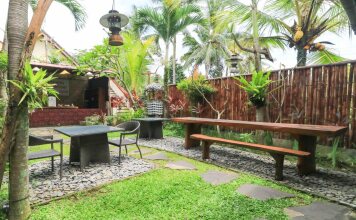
[51,75,89,108]
[31,36,72,65]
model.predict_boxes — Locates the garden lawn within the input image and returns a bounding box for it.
[27,150,315,220]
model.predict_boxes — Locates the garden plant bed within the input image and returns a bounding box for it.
[139,137,356,208]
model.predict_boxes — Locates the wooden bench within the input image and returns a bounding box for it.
[173,117,347,176]
[190,134,311,180]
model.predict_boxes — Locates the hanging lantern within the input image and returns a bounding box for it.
[228,54,242,74]
[99,1,129,46]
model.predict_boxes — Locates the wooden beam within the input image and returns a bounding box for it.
[22,0,54,65]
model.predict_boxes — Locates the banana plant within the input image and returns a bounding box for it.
[8,62,58,110]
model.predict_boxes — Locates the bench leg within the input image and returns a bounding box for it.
[270,153,285,181]
[202,141,213,160]
[185,124,201,149]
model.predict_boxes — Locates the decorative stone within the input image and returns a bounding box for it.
[236,184,295,201]
[284,202,352,220]
[165,160,196,170]
[144,152,169,160]
[201,170,238,185]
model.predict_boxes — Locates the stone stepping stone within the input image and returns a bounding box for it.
[165,160,196,170]
[132,148,152,154]
[284,201,352,220]
[144,152,169,160]
[201,170,238,185]
[236,184,294,201]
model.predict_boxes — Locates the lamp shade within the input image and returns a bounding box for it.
[99,10,129,29]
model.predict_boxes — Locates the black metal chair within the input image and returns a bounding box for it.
[108,121,142,163]
[28,135,63,179]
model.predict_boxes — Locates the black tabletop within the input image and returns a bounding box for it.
[54,125,123,137]
[133,118,170,122]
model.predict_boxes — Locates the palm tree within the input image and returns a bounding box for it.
[29,0,87,31]
[132,0,203,85]
[1,1,86,219]
[5,1,31,219]
[265,0,348,66]
[182,0,231,78]
[218,0,348,67]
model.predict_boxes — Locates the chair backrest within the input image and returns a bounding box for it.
[117,121,140,133]
[29,135,52,146]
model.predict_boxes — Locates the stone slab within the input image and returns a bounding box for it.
[236,184,295,201]
[284,202,353,220]
[132,148,152,155]
[201,170,238,185]
[165,160,196,170]
[144,152,169,160]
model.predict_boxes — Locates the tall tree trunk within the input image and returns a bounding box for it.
[163,41,170,87]
[0,0,54,188]
[0,0,28,189]
[297,47,307,66]
[251,0,262,72]
[9,105,31,220]
[172,36,177,84]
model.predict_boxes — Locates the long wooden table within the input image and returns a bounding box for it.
[172,117,348,175]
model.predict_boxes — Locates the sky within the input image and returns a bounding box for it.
[0,0,355,74]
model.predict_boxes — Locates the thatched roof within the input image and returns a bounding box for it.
[340,0,356,34]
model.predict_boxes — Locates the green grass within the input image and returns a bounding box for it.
[25,150,315,220]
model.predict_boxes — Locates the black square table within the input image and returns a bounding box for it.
[134,118,169,139]
[54,125,123,170]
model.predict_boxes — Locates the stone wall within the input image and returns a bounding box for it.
[30,108,102,127]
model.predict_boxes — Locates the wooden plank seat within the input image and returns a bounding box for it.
[190,134,311,181]
[28,135,63,179]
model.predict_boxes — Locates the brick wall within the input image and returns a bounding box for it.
[30,108,102,127]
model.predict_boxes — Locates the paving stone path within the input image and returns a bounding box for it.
[139,137,356,208]
[201,170,238,185]
[284,201,355,220]
[165,160,196,170]
[236,184,295,201]
[144,152,169,160]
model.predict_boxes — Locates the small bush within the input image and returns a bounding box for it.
[163,122,185,137]
[177,75,215,103]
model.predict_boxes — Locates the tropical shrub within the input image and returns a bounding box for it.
[177,75,215,103]
[235,71,272,108]
[8,62,58,110]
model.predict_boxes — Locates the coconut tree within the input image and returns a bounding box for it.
[265,0,348,66]
[218,0,348,67]
[2,0,87,51]
[182,0,231,78]
[132,0,203,85]
[1,1,86,219]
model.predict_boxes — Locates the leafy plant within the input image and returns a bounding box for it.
[235,71,272,108]
[177,75,215,103]
[238,133,256,143]
[328,137,340,168]
[8,62,58,110]
[0,52,7,71]
[263,131,273,145]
